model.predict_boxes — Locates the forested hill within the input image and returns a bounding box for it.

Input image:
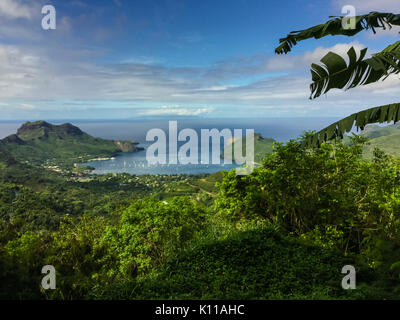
[1,121,143,168]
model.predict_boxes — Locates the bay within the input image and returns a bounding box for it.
[78,117,339,175]
[0,117,340,175]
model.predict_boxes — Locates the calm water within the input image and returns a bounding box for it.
[0,118,340,175]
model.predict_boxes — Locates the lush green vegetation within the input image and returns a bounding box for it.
[1,131,400,300]
[3,9,400,300]
[94,228,359,300]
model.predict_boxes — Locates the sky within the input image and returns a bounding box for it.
[0,0,400,120]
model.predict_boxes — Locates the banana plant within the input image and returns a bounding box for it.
[275,12,400,146]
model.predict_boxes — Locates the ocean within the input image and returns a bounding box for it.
[0,117,340,175]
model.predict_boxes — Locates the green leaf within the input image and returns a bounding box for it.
[275,12,400,54]
[310,42,400,99]
[304,103,400,147]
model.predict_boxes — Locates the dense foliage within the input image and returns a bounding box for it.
[1,136,400,299]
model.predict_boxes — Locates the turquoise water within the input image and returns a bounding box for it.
[77,118,339,175]
[82,146,241,175]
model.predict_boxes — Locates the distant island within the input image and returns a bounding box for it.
[0,120,143,170]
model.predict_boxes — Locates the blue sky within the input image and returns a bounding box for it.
[0,0,400,120]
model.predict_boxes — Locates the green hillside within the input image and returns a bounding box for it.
[222,133,276,164]
[363,132,400,158]
[0,139,65,188]
[1,121,143,168]
[350,124,400,158]
[0,141,17,168]
[359,125,399,139]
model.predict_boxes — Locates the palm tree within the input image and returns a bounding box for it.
[275,12,400,146]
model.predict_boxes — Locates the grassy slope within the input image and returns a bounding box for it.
[343,124,400,158]
[359,124,400,158]
[360,125,399,139]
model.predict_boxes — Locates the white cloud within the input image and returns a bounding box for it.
[0,12,396,121]
[20,103,35,110]
[141,106,215,116]
[0,0,34,20]
[195,85,236,91]
[0,39,394,120]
